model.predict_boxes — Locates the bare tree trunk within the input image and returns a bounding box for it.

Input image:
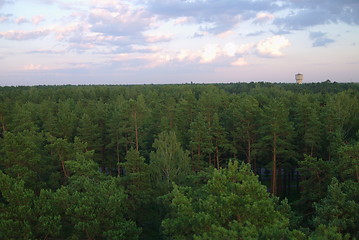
[60,153,69,179]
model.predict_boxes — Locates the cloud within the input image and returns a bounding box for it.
[254,12,275,24]
[200,44,219,63]
[23,64,49,70]
[309,31,335,47]
[246,31,265,37]
[231,57,248,66]
[32,15,45,25]
[0,13,11,23]
[89,4,156,37]
[0,29,50,40]
[15,16,28,24]
[26,49,66,54]
[146,0,278,34]
[274,9,333,30]
[223,42,238,57]
[256,35,290,57]
[274,1,359,30]
[144,33,172,43]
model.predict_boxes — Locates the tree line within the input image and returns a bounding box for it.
[0,82,358,239]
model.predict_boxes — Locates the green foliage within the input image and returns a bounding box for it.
[313,178,358,239]
[0,170,35,239]
[298,155,333,205]
[162,161,298,239]
[54,176,140,240]
[150,131,191,192]
[0,83,358,239]
[0,130,50,191]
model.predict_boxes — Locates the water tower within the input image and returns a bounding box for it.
[295,73,303,84]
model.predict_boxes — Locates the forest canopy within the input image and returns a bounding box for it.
[0,82,358,239]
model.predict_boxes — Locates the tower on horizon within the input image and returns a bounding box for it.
[295,73,303,84]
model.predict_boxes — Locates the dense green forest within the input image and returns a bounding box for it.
[0,82,358,239]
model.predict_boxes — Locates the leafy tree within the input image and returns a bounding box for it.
[336,142,359,183]
[189,113,213,171]
[0,171,61,240]
[0,130,50,192]
[121,149,152,212]
[210,113,229,169]
[294,95,322,157]
[55,98,78,140]
[228,95,261,165]
[54,176,140,240]
[313,178,358,239]
[150,131,191,192]
[0,170,35,239]
[162,161,299,240]
[297,155,333,220]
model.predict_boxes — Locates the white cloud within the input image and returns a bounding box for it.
[200,44,219,63]
[256,35,290,57]
[237,43,255,54]
[223,42,238,57]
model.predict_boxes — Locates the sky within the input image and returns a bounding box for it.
[0,0,358,86]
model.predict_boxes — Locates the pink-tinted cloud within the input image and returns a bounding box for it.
[0,29,50,40]
[144,33,172,43]
[0,14,11,23]
[23,64,49,70]
[15,16,28,24]
[32,15,45,25]
[254,12,275,24]
[231,57,249,66]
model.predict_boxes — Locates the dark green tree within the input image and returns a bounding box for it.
[258,100,296,195]
[162,161,302,239]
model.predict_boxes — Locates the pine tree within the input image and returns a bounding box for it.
[258,100,296,195]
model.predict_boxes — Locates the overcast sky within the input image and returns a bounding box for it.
[0,0,358,86]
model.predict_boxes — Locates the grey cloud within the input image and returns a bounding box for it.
[145,0,278,34]
[309,31,335,47]
[144,0,358,34]
[274,0,359,30]
[246,31,265,37]
[26,49,66,54]
[274,9,334,30]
